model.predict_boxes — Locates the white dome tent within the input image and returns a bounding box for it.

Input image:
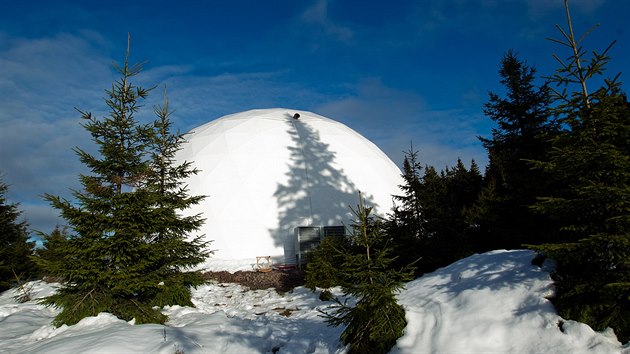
[176,108,403,266]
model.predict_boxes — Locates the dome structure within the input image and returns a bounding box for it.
[176,108,403,264]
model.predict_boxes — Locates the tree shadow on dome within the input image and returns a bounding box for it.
[269,113,377,265]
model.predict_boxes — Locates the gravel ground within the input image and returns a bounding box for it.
[202,269,306,292]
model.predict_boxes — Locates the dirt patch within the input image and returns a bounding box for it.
[202,269,305,293]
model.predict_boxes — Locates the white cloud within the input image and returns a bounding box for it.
[143,70,327,133]
[0,32,114,233]
[21,203,64,236]
[0,30,330,236]
[316,78,427,127]
[300,0,353,43]
[315,79,487,170]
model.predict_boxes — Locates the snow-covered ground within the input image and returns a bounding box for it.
[1,250,628,353]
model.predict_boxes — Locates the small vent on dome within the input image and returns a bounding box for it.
[293,113,300,119]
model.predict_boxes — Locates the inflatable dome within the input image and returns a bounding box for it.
[176,108,403,264]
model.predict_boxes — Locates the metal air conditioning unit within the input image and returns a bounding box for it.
[322,225,346,238]
[294,226,322,266]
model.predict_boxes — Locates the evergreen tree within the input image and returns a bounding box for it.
[416,160,481,271]
[472,50,558,250]
[0,176,38,291]
[530,0,630,342]
[317,194,413,354]
[387,147,483,274]
[449,159,483,214]
[34,226,70,279]
[144,87,211,307]
[387,146,424,273]
[305,234,350,291]
[391,145,423,239]
[37,38,209,326]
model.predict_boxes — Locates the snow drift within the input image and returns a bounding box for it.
[2,250,627,353]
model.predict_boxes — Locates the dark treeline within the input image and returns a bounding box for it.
[388,49,560,275]
[308,1,630,349]
[386,4,630,344]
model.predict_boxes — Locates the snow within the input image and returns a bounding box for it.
[2,250,628,353]
[394,250,625,353]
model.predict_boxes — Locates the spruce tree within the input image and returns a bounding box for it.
[391,146,423,239]
[415,160,481,271]
[144,87,210,307]
[387,148,483,275]
[305,234,350,291]
[38,38,209,326]
[33,226,70,279]
[472,50,558,250]
[387,146,424,273]
[0,176,38,291]
[314,194,413,354]
[530,0,630,342]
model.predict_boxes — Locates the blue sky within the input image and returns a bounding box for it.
[1,0,629,235]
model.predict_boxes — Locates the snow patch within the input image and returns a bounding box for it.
[1,250,627,353]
